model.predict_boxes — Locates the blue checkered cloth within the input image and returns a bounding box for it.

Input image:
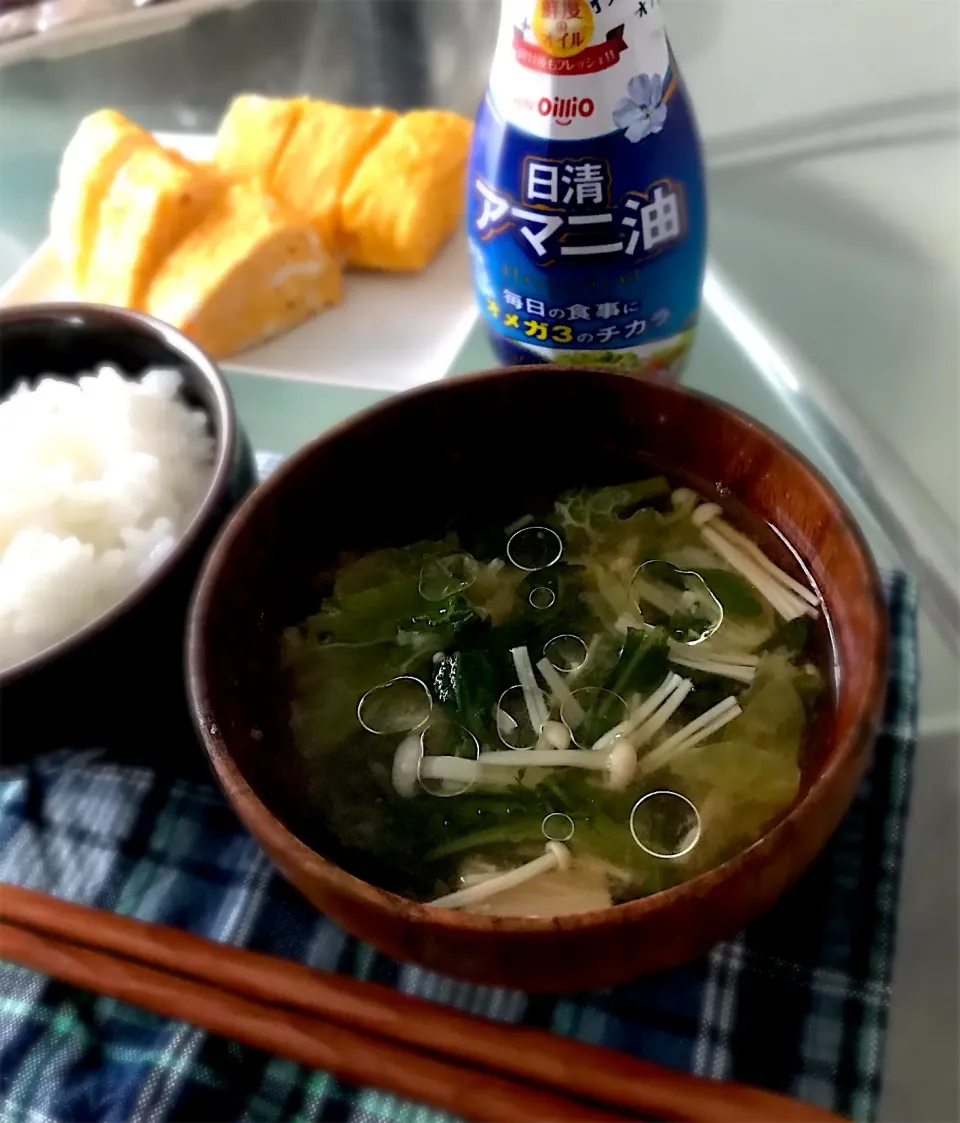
[0,455,918,1123]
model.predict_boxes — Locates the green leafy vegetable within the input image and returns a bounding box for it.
[407,593,476,638]
[284,635,439,756]
[641,559,688,590]
[725,653,807,759]
[432,645,502,743]
[604,626,669,699]
[310,535,469,644]
[765,616,811,655]
[568,627,669,744]
[697,568,764,617]
[551,477,671,562]
[666,609,716,644]
[671,665,746,719]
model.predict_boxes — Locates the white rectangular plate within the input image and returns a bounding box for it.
[0,132,479,393]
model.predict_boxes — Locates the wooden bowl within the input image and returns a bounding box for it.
[0,303,256,769]
[187,367,888,991]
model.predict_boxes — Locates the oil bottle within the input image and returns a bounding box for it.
[467,0,706,378]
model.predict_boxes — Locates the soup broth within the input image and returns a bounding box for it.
[281,478,824,916]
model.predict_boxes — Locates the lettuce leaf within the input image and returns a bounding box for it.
[551,477,671,562]
[308,535,476,645]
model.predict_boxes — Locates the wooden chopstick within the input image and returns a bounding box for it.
[0,884,844,1123]
[0,920,620,1122]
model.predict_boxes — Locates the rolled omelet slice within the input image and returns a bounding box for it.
[271,101,397,254]
[213,94,307,182]
[50,109,154,290]
[145,184,341,359]
[81,145,222,310]
[340,109,473,272]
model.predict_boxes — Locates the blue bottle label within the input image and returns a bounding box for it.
[468,0,706,377]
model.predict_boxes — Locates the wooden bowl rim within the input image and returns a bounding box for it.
[188,365,889,936]
[0,302,238,688]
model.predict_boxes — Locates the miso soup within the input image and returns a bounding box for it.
[281,478,824,916]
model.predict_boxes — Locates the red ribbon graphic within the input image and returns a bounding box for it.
[513,24,627,76]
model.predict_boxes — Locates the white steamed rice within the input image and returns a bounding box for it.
[0,365,215,672]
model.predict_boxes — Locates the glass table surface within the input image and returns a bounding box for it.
[0,3,956,1119]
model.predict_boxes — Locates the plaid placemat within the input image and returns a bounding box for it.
[0,453,918,1123]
